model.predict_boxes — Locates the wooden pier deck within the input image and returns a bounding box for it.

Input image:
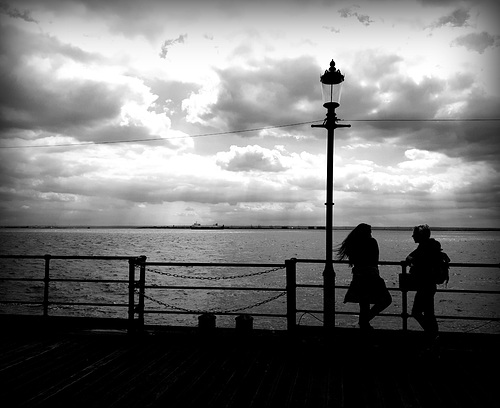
[0,317,498,408]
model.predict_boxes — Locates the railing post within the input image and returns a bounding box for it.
[285,258,297,332]
[127,257,136,334]
[400,261,408,332]
[137,255,147,332]
[43,254,51,317]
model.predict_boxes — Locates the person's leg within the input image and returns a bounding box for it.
[411,291,427,331]
[359,302,372,329]
[422,291,438,335]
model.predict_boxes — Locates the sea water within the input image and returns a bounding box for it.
[0,228,499,333]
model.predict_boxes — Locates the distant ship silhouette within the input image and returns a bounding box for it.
[190,222,224,230]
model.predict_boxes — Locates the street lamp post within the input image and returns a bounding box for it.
[312,60,350,330]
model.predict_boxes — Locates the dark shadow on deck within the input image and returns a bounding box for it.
[0,316,498,408]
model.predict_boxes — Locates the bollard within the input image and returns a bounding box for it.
[235,314,253,332]
[198,313,216,331]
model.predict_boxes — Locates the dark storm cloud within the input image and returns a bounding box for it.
[207,56,320,130]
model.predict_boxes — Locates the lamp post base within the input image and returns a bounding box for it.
[323,262,336,330]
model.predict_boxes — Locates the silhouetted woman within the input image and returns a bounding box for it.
[337,223,392,330]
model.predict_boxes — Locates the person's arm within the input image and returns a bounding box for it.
[406,248,418,266]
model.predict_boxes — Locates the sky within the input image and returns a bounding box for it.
[0,0,499,228]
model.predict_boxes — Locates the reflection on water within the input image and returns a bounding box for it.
[0,228,499,333]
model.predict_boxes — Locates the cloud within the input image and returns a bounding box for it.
[0,1,38,23]
[216,145,287,172]
[0,24,119,133]
[432,7,471,28]
[189,56,320,131]
[159,34,187,58]
[0,0,499,228]
[322,25,340,34]
[451,31,498,53]
[0,22,194,151]
[338,6,374,26]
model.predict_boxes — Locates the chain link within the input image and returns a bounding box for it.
[139,289,286,314]
[140,265,285,280]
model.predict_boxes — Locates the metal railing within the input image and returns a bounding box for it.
[293,259,500,331]
[0,255,499,333]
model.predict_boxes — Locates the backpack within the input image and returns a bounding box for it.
[433,251,451,285]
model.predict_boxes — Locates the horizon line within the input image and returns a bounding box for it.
[1,225,499,231]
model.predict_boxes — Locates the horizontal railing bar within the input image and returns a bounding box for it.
[49,302,129,307]
[0,255,137,260]
[437,288,500,294]
[294,258,500,268]
[296,283,500,295]
[1,255,497,268]
[49,278,130,284]
[437,315,500,321]
[143,310,287,318]
[294,259,404,265]
[0,301,43,305]
[295,310,401,318]
[296,309,500,322]
[144,262,285,268]
[2,276,497,296]
[447,263,500,268]
[145,285,285,291]
[0,278,131,284]
[0,278,134,284]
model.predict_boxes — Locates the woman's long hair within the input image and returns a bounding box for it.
[336,223,372,266]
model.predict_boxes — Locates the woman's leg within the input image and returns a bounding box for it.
[359,302,372,329]
[366,279,392,322]
[369,292,392,319]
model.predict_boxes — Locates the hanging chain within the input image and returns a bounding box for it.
[139,289,286,314]
[139,264,284,280]
[132,263,287,314]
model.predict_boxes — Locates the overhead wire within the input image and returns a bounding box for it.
[0,120,320,149]
[0,118,499,149]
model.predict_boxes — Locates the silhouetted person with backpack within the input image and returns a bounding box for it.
[337,223,392,330]
[406,224,448,338]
